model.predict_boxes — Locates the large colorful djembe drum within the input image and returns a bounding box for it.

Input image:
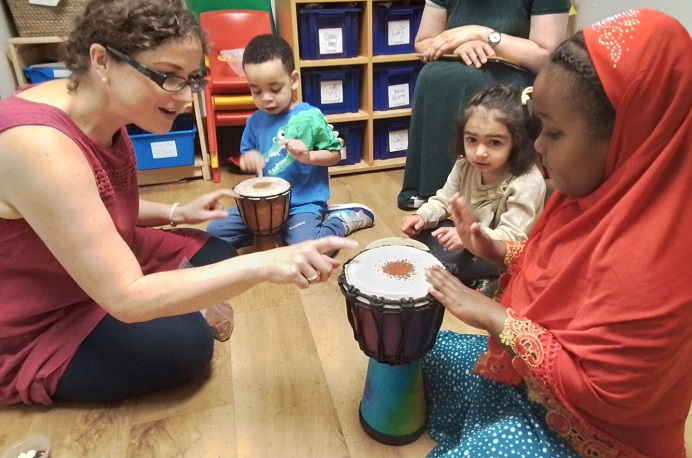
[233,176,291,252]
[338,242,445,445]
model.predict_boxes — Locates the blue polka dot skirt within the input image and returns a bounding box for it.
[421,331,578,458]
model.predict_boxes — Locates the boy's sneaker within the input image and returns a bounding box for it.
[326,204,375,236]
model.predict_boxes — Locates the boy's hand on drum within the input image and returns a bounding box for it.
[178,189,239,224]
[280,139,310,163]
[240,150,266,176]
[432,226,464,251]
[425,264,503,330]
[401,215,425,235]
[259,237,359,288]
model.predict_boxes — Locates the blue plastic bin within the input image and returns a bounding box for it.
[373,61,424,111]
[333,121,365,166]
[374,117,410,159]
[23,63,71,83]
[128,115,197,170]
[373,3,424,55]
[302,66,361,115]
[298,6,362,59]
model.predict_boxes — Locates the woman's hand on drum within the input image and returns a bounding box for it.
[175,189,239,224]
[257,236,359,288]
[240,150,266,177]
[425,265,505,331]
[401,215,425,236]
[432,226,464,251]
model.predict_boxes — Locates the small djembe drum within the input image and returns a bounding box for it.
[338,242,445,445]
[233,176,291,252]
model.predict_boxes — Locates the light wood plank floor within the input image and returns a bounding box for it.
[1,167,690,457]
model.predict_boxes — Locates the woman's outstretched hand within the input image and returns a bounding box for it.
[177,189,240,224]
[256,237,359,289]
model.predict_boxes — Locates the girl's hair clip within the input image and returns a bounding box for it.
[521,86,533,105]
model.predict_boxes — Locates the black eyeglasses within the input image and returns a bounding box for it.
[106,46,207,94]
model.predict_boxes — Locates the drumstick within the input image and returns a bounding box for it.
[415,53,528,71]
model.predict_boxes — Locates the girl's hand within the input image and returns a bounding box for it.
[425,264,504,330]
[280,139,311,164]
[401,215,425,235]
[453,40,496,68]
[175,189,239,224]
[432,226,464,251]
[257,237,359,288]
[448,194,502,262]
[240,150,265,176]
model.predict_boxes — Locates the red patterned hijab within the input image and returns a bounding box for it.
[504,9,692,456]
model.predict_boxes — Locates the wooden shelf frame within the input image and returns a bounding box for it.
[276,0,425,175]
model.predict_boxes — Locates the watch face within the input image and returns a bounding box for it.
[489,31,501,44]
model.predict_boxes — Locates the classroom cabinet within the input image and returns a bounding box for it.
[275,0,425,175]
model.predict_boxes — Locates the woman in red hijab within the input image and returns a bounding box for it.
[422,9,692,458]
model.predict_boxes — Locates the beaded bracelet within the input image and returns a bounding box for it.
[168,202,180,227]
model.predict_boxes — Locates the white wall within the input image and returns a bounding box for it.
[573,0,690,32]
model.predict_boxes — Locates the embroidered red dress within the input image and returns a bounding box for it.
[0,94,208,404]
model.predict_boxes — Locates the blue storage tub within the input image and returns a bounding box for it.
[333,121,365,166]
[374,117,410,159]
[373,3,424,55]
[373,61,424,111]
[298,6,362,59]
[128,115,197,170]
[302,66,361,115]
[23,63,71,83]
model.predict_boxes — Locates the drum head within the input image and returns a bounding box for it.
[234,176,291,197]
[365,237,429,251]
[344,245,443,302]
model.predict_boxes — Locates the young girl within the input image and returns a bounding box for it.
[401,84,545,287]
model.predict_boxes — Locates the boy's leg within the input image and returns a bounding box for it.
[283,212,327,245]
[325,203,375,236]
[206,205,253,248]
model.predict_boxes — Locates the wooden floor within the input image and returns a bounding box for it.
[1,167,690,458]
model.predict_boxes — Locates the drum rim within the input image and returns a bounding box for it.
[234,176,291,198]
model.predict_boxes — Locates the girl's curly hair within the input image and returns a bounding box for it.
[59,0,209,90]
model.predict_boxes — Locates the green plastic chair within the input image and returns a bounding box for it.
[186,0,276,33]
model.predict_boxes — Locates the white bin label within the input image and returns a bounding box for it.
[388,20,411,46]
[389,129,409,152]
[320,80,344,104]
[150,140,179,159]
[388,83,409,108]
[319,28,344,55]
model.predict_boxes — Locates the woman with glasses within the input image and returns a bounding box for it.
[0,0,356,405]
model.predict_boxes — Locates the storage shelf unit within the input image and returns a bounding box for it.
[5,37,211,185]
[275,0,424,176]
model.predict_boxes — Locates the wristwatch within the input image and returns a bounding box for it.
[488,30,502,47]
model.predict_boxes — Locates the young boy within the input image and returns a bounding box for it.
[207,34,374,247]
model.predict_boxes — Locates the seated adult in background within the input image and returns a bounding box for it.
[421,9,692,457]
[397,0,570,210]
[0,0,357,405]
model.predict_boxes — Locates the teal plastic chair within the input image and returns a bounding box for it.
[186,0,276,33]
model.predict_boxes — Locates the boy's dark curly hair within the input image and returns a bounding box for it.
[453,84,541,177]
[548,32,615,141]
[59,0,209,91]
[242,34,295,73]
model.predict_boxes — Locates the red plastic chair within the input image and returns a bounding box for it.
[200,10,273,181]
